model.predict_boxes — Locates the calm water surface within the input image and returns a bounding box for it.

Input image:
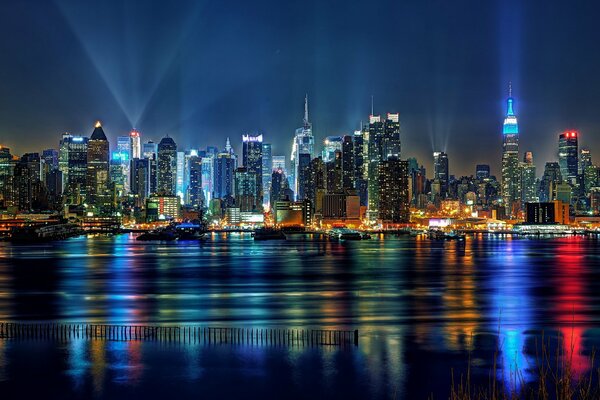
[0,233,599,399]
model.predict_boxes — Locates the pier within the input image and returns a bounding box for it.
[0,322,358,347]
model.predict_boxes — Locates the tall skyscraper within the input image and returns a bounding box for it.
[501,85,521,215]
[116,136,131,193]
[433,151,449,197]
[242,134,263,209]
[234,167,259,212]
[0,147,14,208]
[378,157,409,224]
[291,95,314,198]
[130,129,141,159]
[213,151,236,200]
[187,152,203,210]
[341,136,354,189]
[321,136,343,162]
[261,143,272,209]
[86,121,110,213]
[64,134,88,203]
[131,158,151,207]
[558,130,578,185]
[538,162,562,202]
[476,164,490,180]
[157,136,177,195]
[367,113,401,220]
[520,151,537,203]
[353,129,368,206]
[142,141,158,159]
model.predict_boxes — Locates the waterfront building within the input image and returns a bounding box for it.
[86,121,110,213]
[146,194,180,221]
[322,190,361,224]
[242,134,263,209]
[61,134,88,202]
[501,85,521,215]
[525,202,555,224]
[157,136,177,195]
[325,150,343,193]
[234,167,259,212]
[291,95,314,199]
[12,153,46,211]
[558,130,579,186]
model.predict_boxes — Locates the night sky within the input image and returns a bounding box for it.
[1,0,599,177]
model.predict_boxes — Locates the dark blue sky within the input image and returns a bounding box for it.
[1,0,599,176]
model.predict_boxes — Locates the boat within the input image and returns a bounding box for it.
[328,228,363,241]
[252,228,286,241]
[174,221,207,240]
[136,228,177,241]
[428,229,465,241]
[9,223,82,243]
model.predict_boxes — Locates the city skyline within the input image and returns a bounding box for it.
[2,0,600,176]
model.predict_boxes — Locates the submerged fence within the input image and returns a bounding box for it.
[0,322,358,347]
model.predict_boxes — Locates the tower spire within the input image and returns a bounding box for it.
[371,95,374,116]
[508,81,512,98]
[303,94,309,126]
[225,137,232,153]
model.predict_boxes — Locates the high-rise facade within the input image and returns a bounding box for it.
[433,151,449,197]
[86,121,110,213]
[234,167,259,212]
[157,136,177,195]
[501,86,521,215]
[321,136,343,162]
[341,135,354,189]
[378,157,409,224]
[558,130,578,185]
[213,152,236,200]
[130,129,141,159]
[520,151,537,203]
[261,143,272,209]
[291,95,314,198]
[187,153,203,209]
[242,134,263,209]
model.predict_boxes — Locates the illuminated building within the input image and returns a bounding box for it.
[176,151,185,201]
[367,113,401,220]
[86,121,110,213]
[433,151,449,197]
[261,142,272,209]
[273,199,308,227]
[213,143,236,200]
[187,152,202,209]
[322,191,360,223]
[291,95,314,199]
[584,164,599,196]
[0,147,15,207]
[555,182,571,205]
[142,141,157,159]
[501,85,521,215]
[302,157,326,218]
[270,168,288,204]
[295,153,310,200]
[200,147,217,205]
[12,153,46,211]
[146,194,180,221]
[341,135,354,189]
[476,164,490,179]
[130,129,141,159]
[520,151,537,203]
[116,136,131,192]
[242,134,263,209]
[325,150,343,193]
[131,158,151,207]
[157,136,177,195]
[377,157,409,224]
[109,154,127,196]
[272,155,286,173]
[321,136,343,162]
[42,149,59,179]
[61,134,88,202]
[579,148,592,175]
[352,129,368,206]
[234,167,259,212]
[558,130,579,188]
[538,162,562,202]
[525,202,555,224]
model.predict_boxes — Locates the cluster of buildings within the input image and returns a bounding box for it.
[1,89,600,230]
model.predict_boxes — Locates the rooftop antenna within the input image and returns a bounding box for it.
[371,95,374,116]
[303,94,309,125]
[509,81,512,97]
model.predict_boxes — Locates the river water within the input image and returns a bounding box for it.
[0,233,599,399]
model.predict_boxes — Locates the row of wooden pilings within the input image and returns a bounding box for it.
[0,323,358,347]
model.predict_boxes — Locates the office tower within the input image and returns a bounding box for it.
[433,151,449,197]
[58,133,72,192]
[520,151,537,203]
[157,136,177,195]
[242,134,263,209]
[0,147,14,208]
[187,153,203,210]
[142,141,158,159]
[303,157,326,217]
[476,164,490,180]
[367,113,401,220]
[378,157,409,224]
[234,167,258,212]
[325,150,343,193]
[272,156,286,173]
[176,151,185,200]
[501,85,521,215]
[295,153,310,200]
[12,153,46,211]
[116,136,131,192]
[86,121,110,212]
[321,136,343,162]
[213,150,236,200]
[261,143,272,209]
[45,169,63,210]
[341,135,354,189]
[62,134,88,203]
[130,129,141,159]
[42,149,59,178]
[201,148,216,205]
[558,130,578,185]
[291,95,314,198]
[270,168,289,203]
[109,156,127,197]
[579,148,592,175]
[352,129,368,206]
[131,158,151,207]
[538,162,562,202]
[584,164,599,196]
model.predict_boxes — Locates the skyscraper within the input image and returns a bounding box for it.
[321,136,343,162]
[558,130,578,185]
[116,136,131,193]
[378,157,409,225]
[64,135,88,203]
[291,95,314,198]
[476,164,490,180]
[520,151,537,203]
[130,129,141,159]
[341,135,354,190]
[131,158,151,207]
[501,85,521,215]
[187,152,203,210]
[433,151,449,197]
[242,134,263,209]
[213,151,236,200]
[157,136,177,195]
[234,167,259,212]
[261,143,272,209]
[86,121,110,212]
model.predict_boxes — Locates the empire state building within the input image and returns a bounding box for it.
[501,84,521,215]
